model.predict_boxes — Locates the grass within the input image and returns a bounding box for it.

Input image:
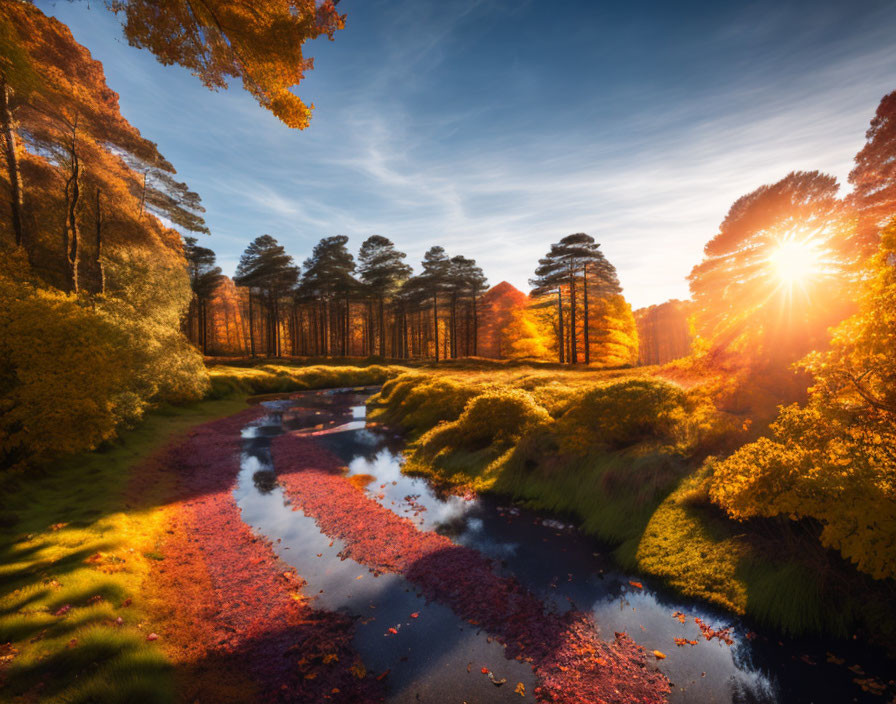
[0,397,247,704]
[368,366,896,642]
[207,361,410,398]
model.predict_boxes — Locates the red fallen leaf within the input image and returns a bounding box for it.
[376,669,390,681]
[410,612,419,619]
[387,627,398,635]
[147,633,159,641]
[629,581,643,589]
[54,604,71,616]
[481,667,489,674]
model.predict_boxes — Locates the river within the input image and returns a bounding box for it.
[232,389,891,704]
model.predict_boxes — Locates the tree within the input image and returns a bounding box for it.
[415,246,451,361]
[183,236,223,354]
[358,235,411,357]
[688,171,850,365]
[849,90,896,253]
[530,233,624,364]
[0,2,204,291]
[478,282,527,358]
[298,235,357,356]
[106,0,345,129]
[709,219,896,579]
[446,255,487,358]
[234,234,298,357]
[634,300,693,365]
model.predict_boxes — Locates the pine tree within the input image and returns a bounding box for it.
[358,235,411,357]
[183,236,223,354]
[234,235,298,357]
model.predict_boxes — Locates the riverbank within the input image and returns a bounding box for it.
[0,393,384,704]
[367,369,896,646]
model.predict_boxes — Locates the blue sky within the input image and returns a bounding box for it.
[35,0,896,308]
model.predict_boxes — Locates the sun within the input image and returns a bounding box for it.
[768,239,822,285]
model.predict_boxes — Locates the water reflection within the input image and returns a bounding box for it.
[233,390,890,704]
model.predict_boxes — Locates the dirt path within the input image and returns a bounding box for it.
[130,408,383,703]
[273,431,670,704]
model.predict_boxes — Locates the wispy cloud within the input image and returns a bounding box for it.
[39,0,896,308]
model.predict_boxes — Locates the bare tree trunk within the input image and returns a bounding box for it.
[1,80,25,250]
[94,186,105,294]
[432,295,439,362]
[63,118,82,293]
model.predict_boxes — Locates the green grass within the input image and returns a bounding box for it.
[0,397,247,704]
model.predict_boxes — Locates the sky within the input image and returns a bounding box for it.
[35,0,896,309]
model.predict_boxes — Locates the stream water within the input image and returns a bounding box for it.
[233,389,892,704]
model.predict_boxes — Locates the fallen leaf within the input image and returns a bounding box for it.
[481,667,489,674]
[147,633,159,641]
[376,669,390,681]
[515,682,525,696]
[410,612,419,619]
[629,581,643,589]
[387,627,398,635]
[653,650,666,660]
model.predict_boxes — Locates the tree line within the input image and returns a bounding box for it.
[184,231,643,365]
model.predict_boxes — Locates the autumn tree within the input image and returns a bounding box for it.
[709,218,896,579]
[634,300,693,365]
[478,281,527,358]
[358,235,411,357]
[688,171,851,366]
[0,2,204,292]
[849,90,896,253]
[530,233,629,365]
[106,0,345,129]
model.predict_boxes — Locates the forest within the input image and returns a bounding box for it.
[1,2,895,704]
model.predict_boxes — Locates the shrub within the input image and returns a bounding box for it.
[554,378,695,453]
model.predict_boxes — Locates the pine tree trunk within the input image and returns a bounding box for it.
[1,80,26,250]
[583,264,590,365]
[569,272,577,364]
[473,296,479,356]
[433,295,439,361]
[248,291,256,357]
[379,296,386,357]
[557,289,565,364]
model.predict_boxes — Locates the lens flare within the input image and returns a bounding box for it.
[768,239,822,285]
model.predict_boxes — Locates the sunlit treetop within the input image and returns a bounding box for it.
[688,171,852,364]
[105,0,346,129]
